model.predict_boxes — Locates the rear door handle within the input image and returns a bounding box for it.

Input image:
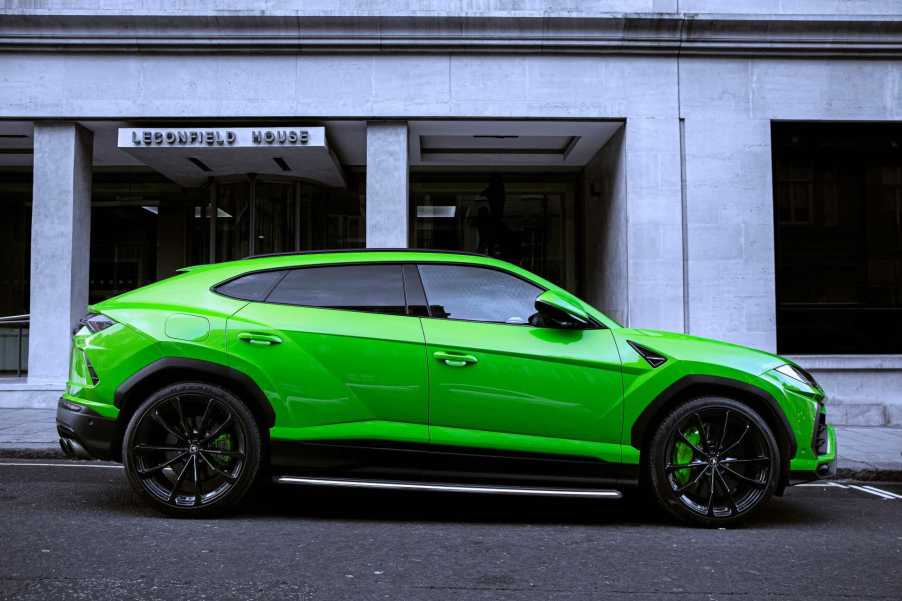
[433,351,478,367]
[237,332,282,346]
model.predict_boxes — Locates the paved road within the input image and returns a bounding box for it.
[1,460,901,601]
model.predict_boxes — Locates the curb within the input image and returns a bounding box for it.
[0,447,67,460]
[837,468,902,482]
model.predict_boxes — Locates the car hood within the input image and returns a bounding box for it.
[613,328,788,376]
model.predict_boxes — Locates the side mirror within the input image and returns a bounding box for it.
[533,290,591,329]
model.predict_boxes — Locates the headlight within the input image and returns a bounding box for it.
[775,363,819,389]
[80,313,116,334]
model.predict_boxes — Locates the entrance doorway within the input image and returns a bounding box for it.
[411,173,577,290]
[204,174,365,264]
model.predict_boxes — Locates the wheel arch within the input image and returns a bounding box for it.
[632,375,796,490]
[111,358,275,460]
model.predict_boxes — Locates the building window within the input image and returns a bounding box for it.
[90,175,207,304]
[87,172,366,304]
[0,174,31,374]
[0,174,31,318]
[773,123,902,354]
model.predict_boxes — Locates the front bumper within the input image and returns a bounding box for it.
[790,424,837,483]
[56,397,118,460]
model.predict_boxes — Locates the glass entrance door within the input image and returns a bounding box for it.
[253,180,298,256]
[210,175,364,263]
[214,180,251,262]
[212,177,295,261]
[411,174,576,289]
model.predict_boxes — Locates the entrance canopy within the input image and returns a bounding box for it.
[118,126,346,188]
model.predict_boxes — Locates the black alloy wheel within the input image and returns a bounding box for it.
[123,382,261,517]
[648,397,780,527]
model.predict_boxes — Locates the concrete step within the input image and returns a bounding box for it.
[826,402,896,427]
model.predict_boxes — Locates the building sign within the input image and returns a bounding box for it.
[116,125,343,188]
[118,127,319,149]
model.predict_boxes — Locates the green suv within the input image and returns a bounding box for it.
[57,250,835,526]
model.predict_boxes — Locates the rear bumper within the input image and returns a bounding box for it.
[790,424,837,483]
[56,396,118,460]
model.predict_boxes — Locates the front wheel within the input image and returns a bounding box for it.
[122,382,261,517]
[647,397,781,527]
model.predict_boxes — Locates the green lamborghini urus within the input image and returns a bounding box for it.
[57,250,836,526]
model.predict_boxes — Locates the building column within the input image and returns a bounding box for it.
[365,121,409,248]
[27,123,93,383]
[683,117,776,352]
[624,118,686,332]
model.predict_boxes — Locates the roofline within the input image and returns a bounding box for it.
[244,248,488,260]
[5,13,902,59]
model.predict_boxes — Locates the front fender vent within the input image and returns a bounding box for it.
[627,340,667,368]
[83,351,100,385]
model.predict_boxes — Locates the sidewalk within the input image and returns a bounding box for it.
[1,408,900,479]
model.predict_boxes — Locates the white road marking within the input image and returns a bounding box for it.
[859,485,902,500]
[0,462,121,469]
[848,485,897,500]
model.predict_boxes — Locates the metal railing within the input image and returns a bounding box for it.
[0,313,28,377]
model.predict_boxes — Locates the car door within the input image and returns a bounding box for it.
[417,263,623,463]
[225,263,429,444]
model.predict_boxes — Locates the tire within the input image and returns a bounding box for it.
[647,397,781,527]
[122,382,261,517]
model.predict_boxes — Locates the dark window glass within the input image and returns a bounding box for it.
[216,270,285,301]
[773,123,902,354]
[418,264,542,324]
[267,264,406,315]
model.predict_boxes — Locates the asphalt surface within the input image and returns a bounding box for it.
[1,461,901,601]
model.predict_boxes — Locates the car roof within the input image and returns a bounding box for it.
[186,249,503,272]
[174,248,526,282]
[244,248,485,261]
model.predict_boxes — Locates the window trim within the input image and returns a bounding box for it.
[211,260,603,327]
[213,262,415,317]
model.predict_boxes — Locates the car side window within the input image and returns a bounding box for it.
[266,264,407,315]
[417,264,543,325]
[215,270,286,301]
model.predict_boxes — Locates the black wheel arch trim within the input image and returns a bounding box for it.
[631,374,797,460]
[114,357,276,428]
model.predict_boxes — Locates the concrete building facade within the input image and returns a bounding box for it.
[1,1,901,425]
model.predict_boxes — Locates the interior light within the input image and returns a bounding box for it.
[417,206,456,218]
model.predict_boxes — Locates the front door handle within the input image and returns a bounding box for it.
[237,332,282,346]
[433,351,478,367]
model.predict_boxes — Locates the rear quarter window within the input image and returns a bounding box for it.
[214,270,286,301]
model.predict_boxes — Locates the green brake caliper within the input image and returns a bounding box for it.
[672,428,701,486]
[209,433,234,469]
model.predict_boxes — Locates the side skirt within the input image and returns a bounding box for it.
[276,476,623,499]
[269,439,640,489]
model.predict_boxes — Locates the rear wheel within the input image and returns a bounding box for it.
[122,382,261,517]
[647,397,780,527]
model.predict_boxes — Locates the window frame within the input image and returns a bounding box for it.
[213,262,413,317]
[212,260,603,327]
